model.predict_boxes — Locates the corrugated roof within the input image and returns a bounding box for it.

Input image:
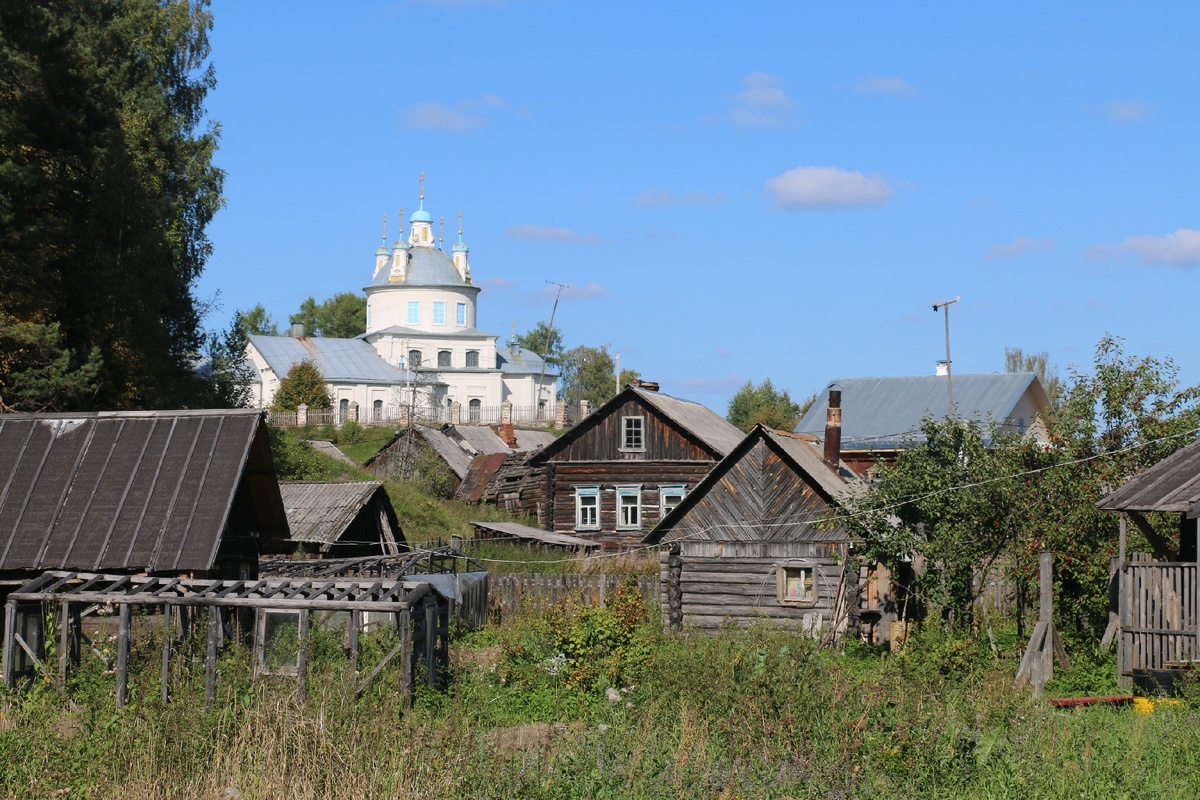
[0,409,287,573]
[794,373,1047,449]
[279,481,394,544]
[453,425,511,455]
[1097,437,1200,513]
[366,246,480,288]
[248,334,410,384]
[472,520,600,549]
[496,345,557,376]
[634,387,744,458]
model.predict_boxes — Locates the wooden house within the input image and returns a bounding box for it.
[278,481,406,559]
[528,386,744,548]
[0,409,289,586]
[1097,437,1200,684]
[643,424,861,637]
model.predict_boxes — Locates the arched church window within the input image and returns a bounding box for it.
[339,398,349,423]
[408,350,422,368]
[469,399,482,422]
[465,350,479,368]
[372,399,383,421]
[438,350,451,368]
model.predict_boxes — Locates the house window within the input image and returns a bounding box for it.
[438,350,451,368]
[408,349,422,368]
[776,561,819,607]
[659,485,686,517]
[372,399,383,421]
[433,301,445,324]
[575,486,600,530]
[469,399,481,421]
[465,350,479,368]
[621,416,645,451]
[407,302,419,325]
[456,303,466,326]
[616,485,642,530]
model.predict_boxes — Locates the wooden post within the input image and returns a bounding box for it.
[116,603,131,708]
[58,601,70,686]
[160,604,173,704]
[205,608,220,709]
[348,610,360,682]
[1119,513,1127,565]
[424,602,437,688]
[399,609,412,709]
[2,599,16,689]
[297,610,310,702]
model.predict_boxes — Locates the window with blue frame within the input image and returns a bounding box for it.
[407,302,419,325]
[433,302,445,324]
[575,486,600,530]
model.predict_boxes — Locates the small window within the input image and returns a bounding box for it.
[776,561,818,607]
[575,486,599,530]
[469,398,481,421]
[339,398,349,423]
[372,399,383,421]
[366,304,372,328]
[433,301,445,325]
[438,350,451,368]
[408,349,422,368]
[465,350,479,368]
[616,485,642,530]
[407,302,419,325]
[456,303,466,326]
[659,485,686,517]
[622,416,644,451]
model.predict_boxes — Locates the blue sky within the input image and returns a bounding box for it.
[199,1,1200,412]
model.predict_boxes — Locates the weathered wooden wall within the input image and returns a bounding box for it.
[488,572,659,620]
[544,397,715,463]
[1119,561,1198,675]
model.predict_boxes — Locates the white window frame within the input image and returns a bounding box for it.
[659,484,686,517]
[407,301,419,325]
[433,301,446,325]
[621,415,645,452]
[456,303,466,326]
[575,486,600,530]
[776,560,819,607]
[616,484,642,530]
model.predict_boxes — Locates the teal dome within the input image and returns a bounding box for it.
[453,241,468,252]
[375,244,389,256]
[409,208,433,224]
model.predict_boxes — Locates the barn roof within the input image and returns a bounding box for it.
[644,424,857,545]
[0,409,288,573]
[1097,436,1200,514]
[795,373,1049,449]
[279,481,400,545]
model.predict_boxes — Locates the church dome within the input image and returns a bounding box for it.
[367,245,474,289]
[409,207,433,224]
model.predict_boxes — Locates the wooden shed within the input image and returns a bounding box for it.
[1097,436,1200,683]
[528,386,743,548]
[0,409,289,585]
[279,481,406,558]
[643,425,861,637]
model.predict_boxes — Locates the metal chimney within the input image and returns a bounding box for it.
[290,323,305,338]
[824,388,842,471]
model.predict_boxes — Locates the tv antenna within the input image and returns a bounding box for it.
[932,296,960,417]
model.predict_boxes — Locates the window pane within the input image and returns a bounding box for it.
[623,417,644,449]
[466,350,479,367]
[457,303,466,326]
[407,302,419,324]
[433,302,445,324]
[408,350,422,368]
[438,350,451,367]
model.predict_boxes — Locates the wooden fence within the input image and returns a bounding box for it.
[488,573,659,621]
[1119,561,1198,675]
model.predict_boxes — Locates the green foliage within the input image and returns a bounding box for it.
[337,419,364,444]
[239,303,279,336]
[273,358,332,410]
[195,310,254,409]
[726,378,806,432]
[0,0,224,410]
[0,313,102,411]
[267,425,345,481]
[512,321,565,366]
[561,344,640,407]
[289,292,366,339]
[1005,346,1064,407]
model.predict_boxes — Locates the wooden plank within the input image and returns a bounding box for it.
[161,604,172,704]
[399,610,412,709]
[297,610,310,702]
[116,603,131,708]
[204,608,219,709]
[1015,621,1048,687]
[58,601,69,685]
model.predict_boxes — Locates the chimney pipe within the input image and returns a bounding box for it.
[824,388,842,472]
[290,323,305,339]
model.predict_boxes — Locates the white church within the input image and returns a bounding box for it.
[245,180,558,425]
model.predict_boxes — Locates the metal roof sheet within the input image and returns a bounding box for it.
[1097,437,1200,513]
[457,453,510,502]
[633,388,744,457]
[366,246,480,289]
[496,345,556,376]
[0,409,287,573]
[471,520,601,549]
[452,425,511,455]
[514,429,557,451]
[794,373,1046,449]
[248,334,410,384]
[279,481,394,545]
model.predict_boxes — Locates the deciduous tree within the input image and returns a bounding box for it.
[273,359,331,411]
[239,304,279,336]
[289,293,366,339]
[726,379,806,432]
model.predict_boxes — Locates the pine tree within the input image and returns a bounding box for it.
[273,359,331,411]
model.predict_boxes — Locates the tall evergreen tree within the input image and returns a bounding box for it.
[273,359,331,411]
[0,1,223,409]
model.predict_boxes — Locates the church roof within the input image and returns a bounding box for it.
[249,334,413,385]
[497,345,556,376]
[366,246,476,289]
[367,325,495,340]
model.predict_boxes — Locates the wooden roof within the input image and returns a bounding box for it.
[0,409,288,573]
[278,481,402,547]
[471,520,601,549]
[1097,436,1200,515]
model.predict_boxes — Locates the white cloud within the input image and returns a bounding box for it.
[506,225,600,244]
[1104,100,1154,123]
[634,189,725,207]
[851,75,917,97]
[401,94,507,132]
[1088,228,1200,269]
[764,166,894,209]
[731,72,797,129]
[984,237,1056,261]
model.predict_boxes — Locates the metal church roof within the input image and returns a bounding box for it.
[248,334,411,385]
[0,409,288,573]
[366,246,477,289]
[794,373,1048,449]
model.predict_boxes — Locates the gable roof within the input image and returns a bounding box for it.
[794,373,1049,450]
[644,425,856,545]
[1097,436,1200,513]
[279,481,402,546]
[248,334,412,385]
[533,386,742,463]
[0,409,288,573]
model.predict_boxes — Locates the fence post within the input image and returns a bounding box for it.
[297,404,308,427]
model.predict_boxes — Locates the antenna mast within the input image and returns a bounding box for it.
[931,296,960,417]
[537,281,569,421]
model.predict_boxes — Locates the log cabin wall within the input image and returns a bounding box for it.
[545,397,717,463]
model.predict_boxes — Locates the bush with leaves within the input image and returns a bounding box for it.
[273,358,331,410]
